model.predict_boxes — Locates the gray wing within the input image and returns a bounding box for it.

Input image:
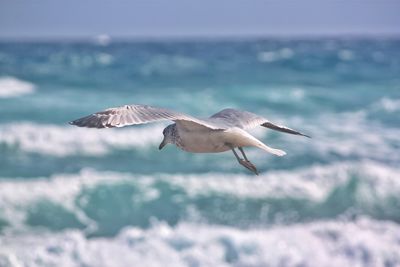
[69,104,222,130]
[210,108,311,138]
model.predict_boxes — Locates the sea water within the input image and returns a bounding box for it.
[0,38,399,267]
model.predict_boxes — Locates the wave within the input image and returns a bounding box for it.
[257,48,294,63]
[139,55,204,76]
[0,161,399,235]
[2,108,399,164]
[252,87,306,104]
[0,77,36,98]
[337,49,354,61]
[372,97,400,113]
[94,34,111,46]
[264,110,400,164]
[49,52,114,68]
[0,122,165,156]
[0,218,399,267]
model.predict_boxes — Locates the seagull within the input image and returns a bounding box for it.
[69,104,310,174]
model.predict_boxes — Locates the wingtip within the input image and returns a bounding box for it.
[276,150,286,157]
[69,120,79,126]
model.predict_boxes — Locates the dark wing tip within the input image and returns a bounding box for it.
[68,120,79,126]
[68,115,106,128]
[287,131,311,138]
[262,122,311,138]
[68,117,87,127]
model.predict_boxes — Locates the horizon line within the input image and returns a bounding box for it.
[1,32,400,43]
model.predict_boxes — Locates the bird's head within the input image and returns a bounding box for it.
[159,124,176,150]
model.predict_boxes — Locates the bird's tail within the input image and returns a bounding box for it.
[256,142,286,156]
[235,129,286,156]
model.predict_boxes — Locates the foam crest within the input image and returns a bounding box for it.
[373,97,400,113]
[271,111,400,163]
[0,161,399,233]
[94,34,111,46]
[168,160,400,201]
[257,48,294,62]
[0,169,132,230]
[0,77,36,98]
[1,218,399,267]
[0,122,164,156]
[338,49,354,61]
[265,87,306,103]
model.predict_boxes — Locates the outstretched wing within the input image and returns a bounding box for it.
[69,104,222,130]
[209,108,311,138]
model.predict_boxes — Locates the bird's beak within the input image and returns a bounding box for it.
[159,137,167,150]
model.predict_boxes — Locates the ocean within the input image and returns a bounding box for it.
[0,38,399,267]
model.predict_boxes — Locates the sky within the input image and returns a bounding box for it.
[0,0,399,39]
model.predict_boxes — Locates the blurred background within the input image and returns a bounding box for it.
[0,1,400,266]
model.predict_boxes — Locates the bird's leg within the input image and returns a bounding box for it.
[238,147,249,161]
[231,147,259,175]
[238,147,258,175]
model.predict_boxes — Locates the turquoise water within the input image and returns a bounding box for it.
[0,38,399,266]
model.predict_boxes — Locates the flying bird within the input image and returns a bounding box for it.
[69,104,310,174]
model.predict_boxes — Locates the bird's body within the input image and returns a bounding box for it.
[174,123,230,153]
[70,104,310,174]
[173,122,285,155]
[172,123,247,153]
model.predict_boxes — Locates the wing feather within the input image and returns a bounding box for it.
[69,104,222,130]
[210,108,310,138]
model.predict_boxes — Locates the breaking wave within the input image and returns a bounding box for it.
[372,97,400,113]
[257,48,294,62]
[0,77,36,98]
[263,110,400,164]
[0,122,165,156]
[0,161,399,236]
[0,218,399,267]
[1,108,399,165]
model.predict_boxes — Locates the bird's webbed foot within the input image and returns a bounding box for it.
[238,158,259,175]
[230,146,259,175]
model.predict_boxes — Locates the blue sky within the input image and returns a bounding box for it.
[1,0,399,39]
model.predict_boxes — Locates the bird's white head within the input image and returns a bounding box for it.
[159,124,176,150]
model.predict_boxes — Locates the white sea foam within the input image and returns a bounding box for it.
[373,97,400,113]
[0,77,36,98]
[338,49,354,61]
[264,110,400,163]
[1,104,395,162]
[0,169,142,232]
[0,218,399,267]
[0,161,398,232]
[94,34,111,46]
[0,122,165,156]
[264,87,306,103]
[257,48,294,63]
[170,160,400,201]
[96,53,113,65]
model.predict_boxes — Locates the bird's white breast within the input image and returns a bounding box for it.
[176,126,231,153]
[175,123,262,153]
